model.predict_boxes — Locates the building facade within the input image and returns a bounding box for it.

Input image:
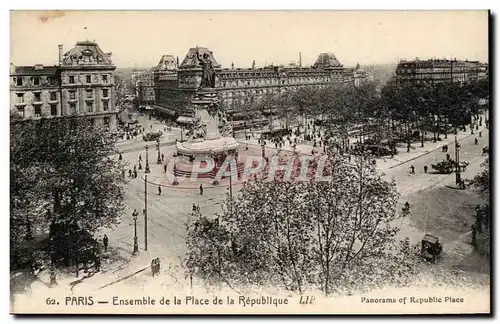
[154,47,370,120]
[151,55,182,116]
[10,41,118,130]
[133,70,156,104]
[395,58,488,86]
[10,64,60,119]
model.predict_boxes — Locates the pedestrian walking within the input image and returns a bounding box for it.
[192,203,197,213]
[134,170,137,178]
[138,162,143,170]
[49,267,58,288]
[128,169,132,177]
[103,234,109,253]
[471,224,477,247]
[424,165,428,173]
[161,153,164,162]
[94,256,101,272]
[164,164,167,173]
[403,201,410,214]
[119,153,122,161]
[199,184,204,195]
[410,165,415,174]
[475,138,478,145]
[479,131,482,138]
[139,154,142,162]
[158,185,162,195]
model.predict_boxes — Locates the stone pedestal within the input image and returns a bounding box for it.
[175,88,239,158]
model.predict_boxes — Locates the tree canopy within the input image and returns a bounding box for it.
[185,151,417,295]
[10,117,126,270]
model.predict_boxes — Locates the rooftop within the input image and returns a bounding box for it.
[313,53,343,68]
[155,55,177,71]
[61,41,114,66]
[179,47,221,69]
[11,65,58,76]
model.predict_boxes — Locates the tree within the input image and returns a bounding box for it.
[468,151,490,256]
[10,117,126,272]
[289,86,320,126]
[185,151,418,295]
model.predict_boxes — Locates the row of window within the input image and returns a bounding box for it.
[70,89,110,99]
[15,74,110,86]
[67,101,109,113]
[221,84,329,106]
[17,104,58,117]
[219,77,334,88]
[399,73,468,79]
[16,89,110,103]
[16,92,57,103]
[13,76,58,87]
[16,100,109,115]
[17,105,112,123]
[67,74,109,85]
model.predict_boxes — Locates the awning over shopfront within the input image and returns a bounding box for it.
[152,105,177,117]
[230,111,249,119]
[176,116,196,124]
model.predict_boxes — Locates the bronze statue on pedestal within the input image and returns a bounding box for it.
[197,50,216,89]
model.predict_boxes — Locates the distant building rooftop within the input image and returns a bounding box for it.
[11,65,58,76]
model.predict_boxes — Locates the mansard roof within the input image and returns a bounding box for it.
[155,55,177,70]
[61,41,114,67]
[313,53,343,68]
[12,65,58,76]
[179,47,221,69]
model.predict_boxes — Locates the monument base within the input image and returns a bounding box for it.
[175,136,239,157]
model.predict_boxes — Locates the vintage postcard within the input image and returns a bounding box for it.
[9,10,490,314]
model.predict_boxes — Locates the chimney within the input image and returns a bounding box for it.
[299,52,302,68]
[176,56,179,68]
[10,63,15,74]
[58,44,63,64]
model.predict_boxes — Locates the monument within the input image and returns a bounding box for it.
[175,48,240,182]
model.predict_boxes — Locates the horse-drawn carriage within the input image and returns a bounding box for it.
[431,159,469,174]
[143,131,163,142]
[421,234,443,264]
[431,160,455,174]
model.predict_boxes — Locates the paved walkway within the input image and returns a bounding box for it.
[13,115,488,300]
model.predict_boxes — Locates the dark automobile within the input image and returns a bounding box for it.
[421,234,443,264]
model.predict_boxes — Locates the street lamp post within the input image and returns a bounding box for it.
[145,144,151,173]
[144,175,148,251]
[455,136,461,185]
[132,209,139,256]
[261,137,265,158]
[156,138,162,164]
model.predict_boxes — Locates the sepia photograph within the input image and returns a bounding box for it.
[8,9,491,315]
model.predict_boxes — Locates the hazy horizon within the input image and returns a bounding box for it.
[11,11,489,69]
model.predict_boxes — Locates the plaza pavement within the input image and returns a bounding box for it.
[12,115,489,299]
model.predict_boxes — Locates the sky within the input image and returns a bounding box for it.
[10,10,489,69]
